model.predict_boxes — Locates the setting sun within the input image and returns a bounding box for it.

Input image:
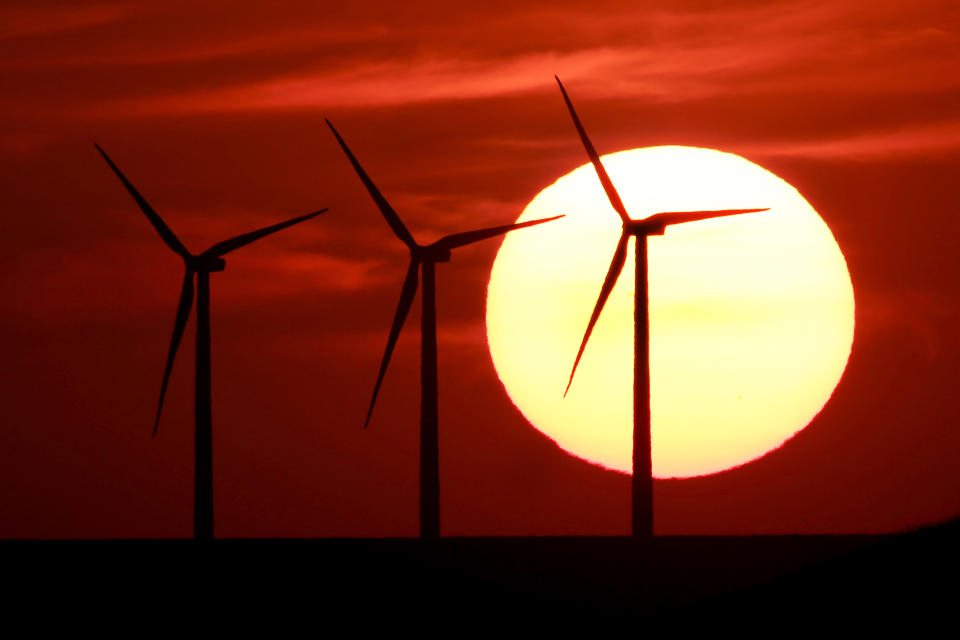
[486,146,855,478]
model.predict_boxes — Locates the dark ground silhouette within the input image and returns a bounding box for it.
[4,521,958,621]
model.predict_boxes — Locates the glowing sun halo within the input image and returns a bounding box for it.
[485,146,855,478]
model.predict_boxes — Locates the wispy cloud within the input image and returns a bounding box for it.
[235,250,389,296]
[2,243,387,326]
[859,288,959,360]
[0,5,130,38]
[93,24,959,119]
[742,118,960,159]
[5,0,956,133]
[1,23,391,69]
[375,194,528,243]
[438,321,487,348]
[105,48,647,115]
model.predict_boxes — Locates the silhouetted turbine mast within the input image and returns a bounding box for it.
[96,144,326,540]
[327,120,562,539]
[554,77,768,537]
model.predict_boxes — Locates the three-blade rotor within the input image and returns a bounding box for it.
[327,121,563,426]
[96,144,326,434]
[554,78,769,394]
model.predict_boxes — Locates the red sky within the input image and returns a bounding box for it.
[2,0,959,538]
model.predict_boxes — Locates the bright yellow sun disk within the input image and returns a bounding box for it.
[485,146,854,478]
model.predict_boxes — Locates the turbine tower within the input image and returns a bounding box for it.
[554,77,768,537]
[96,144,327,540]
[327,120,562,539]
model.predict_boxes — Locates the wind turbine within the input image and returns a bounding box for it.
[326,120,562,539]
[95,144,327,540]
[554,77,769,537]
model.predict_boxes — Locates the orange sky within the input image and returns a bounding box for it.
[1,0,959,538]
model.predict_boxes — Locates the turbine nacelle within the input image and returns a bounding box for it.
[624,219,667,237]
[414,244,453,263]
[188,254,227,272]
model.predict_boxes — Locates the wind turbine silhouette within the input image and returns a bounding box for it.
[95,144,326,540]
[326,120,562,539]
[554,77,769,537]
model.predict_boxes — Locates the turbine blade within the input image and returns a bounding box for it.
[434,215,564,250]
[206,209,328,257]
[564,233,629,397]
[365,259,419,428]
[94,144,190,259]
[646,207,769,229]
[154,269,195,436]
[325,120,417,249]
[554,77,631,224]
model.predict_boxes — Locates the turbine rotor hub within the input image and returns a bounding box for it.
[625,219,666,237]
[415,245,452,263]
[189,255,227,272]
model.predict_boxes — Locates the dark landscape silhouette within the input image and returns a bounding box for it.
[554,77,769,537]
[95,144,326,540]
[6,521,959,619]
[326,119,562,538]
